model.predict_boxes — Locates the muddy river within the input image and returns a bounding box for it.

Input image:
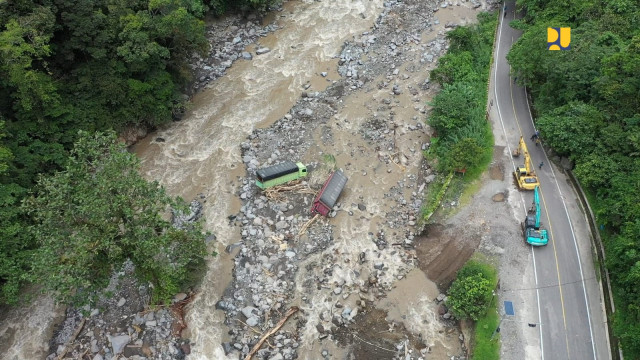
[132,1,386,358]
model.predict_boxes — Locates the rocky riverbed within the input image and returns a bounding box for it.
[23,1,503,360]
[213,0,497,359]
[189,13,280,94]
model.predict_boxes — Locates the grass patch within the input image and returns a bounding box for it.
[420,172,454,224]
[322,154,336,169]
[443,176,464,202]
[472,300,501,360]
[431,175,463,220]
[428,167,486,221]
[423,175,445,214]
[458,177,483,207]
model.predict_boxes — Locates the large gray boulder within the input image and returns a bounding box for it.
[110,335,131,354]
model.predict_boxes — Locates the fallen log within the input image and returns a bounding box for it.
[56,317,86,360]
[298,214,320,237]
[244,306,299,360]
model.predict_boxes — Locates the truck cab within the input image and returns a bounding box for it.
[297,162,307,176]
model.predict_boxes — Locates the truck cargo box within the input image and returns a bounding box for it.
[312,170,348,216]
[256,161,299,182]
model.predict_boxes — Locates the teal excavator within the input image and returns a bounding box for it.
[522,185,548,246]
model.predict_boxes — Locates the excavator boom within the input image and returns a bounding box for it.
[522,185,548,246]
[513,136,540,190]
[534,185,541,228]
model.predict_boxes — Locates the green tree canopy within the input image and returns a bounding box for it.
[206,0,282,15]
[25,131,207,305]
[597,35,640,121]
[429,82,479,135]
[0,7,59,120]
[423,10,495,210]
[0,120,31,304]
[447,260,497,321]
[430,51,476,86]
[536,101,604,158]
[445,137,484,172]
[0,0,209,190]
[0,0,211,304]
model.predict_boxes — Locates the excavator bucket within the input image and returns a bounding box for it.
[512,148,521,157]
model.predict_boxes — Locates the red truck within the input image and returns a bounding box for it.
[311,170,348,216]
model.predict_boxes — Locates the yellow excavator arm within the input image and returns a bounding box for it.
[512,136,539,190]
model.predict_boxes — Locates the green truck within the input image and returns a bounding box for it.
[255,161,308,190]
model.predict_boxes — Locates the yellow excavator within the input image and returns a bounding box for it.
[512,136,539,190]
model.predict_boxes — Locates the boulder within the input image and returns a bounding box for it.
[269,353,284,360]
[242,306,258,318]
[110,335,131,354]
[173,293,188,303]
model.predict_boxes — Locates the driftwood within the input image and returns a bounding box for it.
[264,181,315,201]
[170,293,195,337]
[56,317,86,360]
[391,154,406,172]
[234,318,262,335]
[244,306,299,360]
[298,214,320,237]
[352,333,397,353]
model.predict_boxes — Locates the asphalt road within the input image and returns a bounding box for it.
[493,2,610,359]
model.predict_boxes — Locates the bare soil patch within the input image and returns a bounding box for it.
[334,307,425,360]
[489,146,505,180]
[415,224,476,288]
[492,192,506,202]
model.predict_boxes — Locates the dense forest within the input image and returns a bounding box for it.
[509,0,640,355]
[0,0,279,305]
